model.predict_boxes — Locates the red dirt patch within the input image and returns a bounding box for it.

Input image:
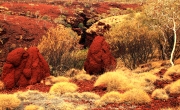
[1,2,61,18]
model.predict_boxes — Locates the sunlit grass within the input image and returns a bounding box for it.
[49,82,78,95]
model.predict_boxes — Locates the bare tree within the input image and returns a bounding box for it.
[144,0,180,66]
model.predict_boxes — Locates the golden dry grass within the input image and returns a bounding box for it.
[130,71,158,93]
[160,106,180,110]
[49,82,78,95]
[80,92,100,100]
[41,76,70,85]
[57,102,75,110]
[73,73,92,81]
[24,104,44,110]
[96,88,151,106]
[57,102,88,110]
[94,70,133,91]
[95,91,123,107]
[151,89,169,100]
[163,65,180,81]
[94,68,159,93]
[164,79,180,94]
[122,88,151,104]
[0,94,21,110]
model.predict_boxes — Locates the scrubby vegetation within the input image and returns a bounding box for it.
[49,82,78,95]
[1,0,180,110]
[0,94,21,110]
[37,24,87,75]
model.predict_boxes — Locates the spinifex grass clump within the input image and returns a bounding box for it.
[151,89,169,100]
[164,79,180,94]
[49,82,78,95]
[0,94,21,110]
[94,70,133,92]
[95,91,123,107]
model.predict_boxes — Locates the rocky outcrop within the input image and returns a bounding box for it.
[84,36,117,75]
[1,47,50,89]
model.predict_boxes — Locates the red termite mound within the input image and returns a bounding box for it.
[1,47,50,89]
[84,36,117,75]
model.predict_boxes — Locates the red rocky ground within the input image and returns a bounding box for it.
[0,1,140,67]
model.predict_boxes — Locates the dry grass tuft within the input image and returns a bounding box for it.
[151,89,169,100]
[94,70,133,91]
[129,72,158,93]
[0,94,21,109]
[164,79,180,94]
[80,92,100,100]
[49,82,78,95]
[57,102,75,110]
[41,76,70,85]
[95,91,123,107]
[65,68,82,77]
[24,104,44,110]
[164,65,180,80]
[52,76,70,83]
[160,106,180,110]
[57,102,88,110]
[61,92,100,101]
[122,88,151,104]
[73,73,93,81]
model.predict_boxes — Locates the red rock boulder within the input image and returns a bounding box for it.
[84,36,117,75]
[1,47,50,89]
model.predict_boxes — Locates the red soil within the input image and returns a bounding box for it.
[1,2,61,18]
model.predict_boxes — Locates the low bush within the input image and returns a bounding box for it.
[49,82,78,95]
[95,91,123,107]
[164,64,180,78]
[38,24,86,75]
[94,70,133,91]
[122,88,151,104]
[24,104,44,110]
[73,73,92,81]
[41,76,70,85]
[130,72,158,93]
[0,94,21,110]
[151,89,169,100]
[164,79,180,94]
